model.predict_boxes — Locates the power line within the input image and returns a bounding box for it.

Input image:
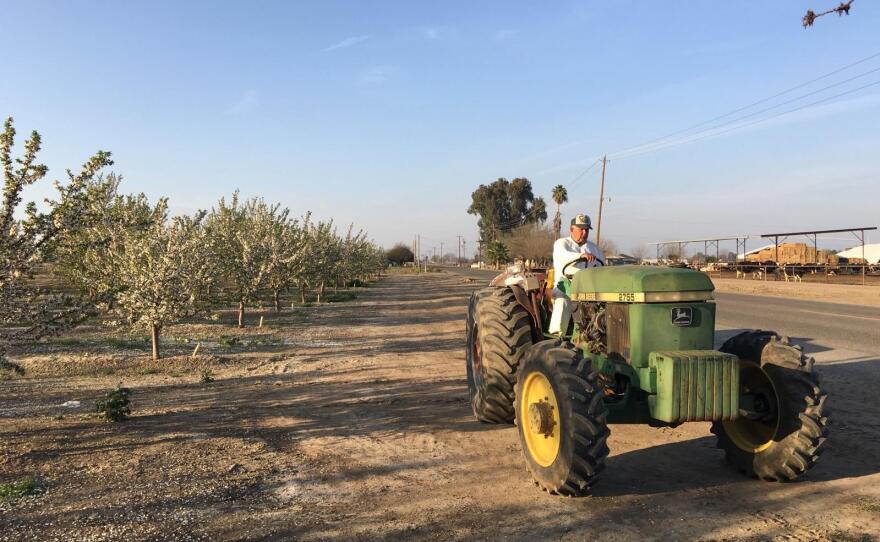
[496,158,602,231]
[493,54,880,236]
[611,64,880,160]
[607,50,880,160]
[613,78,880,161]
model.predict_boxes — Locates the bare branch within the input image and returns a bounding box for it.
[804,1,854,28]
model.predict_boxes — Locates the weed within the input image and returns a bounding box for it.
[95,385,131,422]
[829,531,876,542]
[0,359,25,376]
[325,291,357,303]
[245,337,283,347]
[218,336,240,347]
[96,336,149,350]
[856,497,880,513]
[0,477,46,501]
[200,368,214,383]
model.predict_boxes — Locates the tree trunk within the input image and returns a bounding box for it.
[300,284,306,304]
[238,299,245,328]
[273,290,280,313]
[317,281,325,304]
[151,324,160,361]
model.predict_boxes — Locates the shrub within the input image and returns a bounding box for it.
[95,385,131,422]
[0,477,45,501]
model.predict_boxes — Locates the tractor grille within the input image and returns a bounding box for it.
[605,303,630,362]
[649,351,739,423]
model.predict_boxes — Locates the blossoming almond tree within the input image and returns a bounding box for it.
[0,117,112,373]
[206,192,287,327]
[264,216,307,312]
[301,219,339,304]
[55,173,167,306]
[113,212,213,360]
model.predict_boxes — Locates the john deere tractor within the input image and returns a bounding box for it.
[465,264,828,496]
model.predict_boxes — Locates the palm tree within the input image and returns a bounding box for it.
[486,240,510,269]
[551,184,568,237]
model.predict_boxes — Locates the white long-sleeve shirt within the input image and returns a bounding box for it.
[552,237,604,284]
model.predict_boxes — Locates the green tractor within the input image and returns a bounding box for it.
[466,264,829,496]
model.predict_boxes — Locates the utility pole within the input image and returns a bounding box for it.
[596,155,607,247]
[440,242,444,265]
[456,235,463,266]
[462,239,467,265]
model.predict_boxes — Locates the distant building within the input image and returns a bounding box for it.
[606,253,639,266]
[837,244,880,264]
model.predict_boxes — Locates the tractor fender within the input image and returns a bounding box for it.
[507,283,543,342]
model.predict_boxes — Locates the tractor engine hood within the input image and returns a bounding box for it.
[570,265,714,303]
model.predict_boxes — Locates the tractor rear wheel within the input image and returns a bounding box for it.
[712,331,829,481]
[514,340,610,496]
[466,287,533,423]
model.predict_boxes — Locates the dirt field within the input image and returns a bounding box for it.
[713,277,880,307]
[2,272,879,541]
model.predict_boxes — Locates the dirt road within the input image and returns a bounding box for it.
[2,272,878,541]
[712,278,880,308]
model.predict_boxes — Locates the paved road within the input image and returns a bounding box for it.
[442,266,880,362]
[714,292,879,359]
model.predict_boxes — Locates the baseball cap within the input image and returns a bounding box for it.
[570,213,592,230]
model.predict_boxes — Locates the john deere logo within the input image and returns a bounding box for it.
[671,307,693,326]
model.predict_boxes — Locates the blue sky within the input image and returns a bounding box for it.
[2,1,879,257]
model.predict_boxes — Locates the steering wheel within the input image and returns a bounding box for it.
[562,255,604,277]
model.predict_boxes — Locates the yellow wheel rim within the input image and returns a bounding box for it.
[520,371,561,467]
[722,363,780,453]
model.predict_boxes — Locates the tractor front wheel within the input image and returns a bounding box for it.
[712,331,829,481]
[514,340,610,496]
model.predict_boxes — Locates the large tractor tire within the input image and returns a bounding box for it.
[466,287,533,423]
[514,340,610,496]
[712,331,829,481]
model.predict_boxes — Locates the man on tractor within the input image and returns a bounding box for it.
[548,213,605,335]
[467,211,828,496]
